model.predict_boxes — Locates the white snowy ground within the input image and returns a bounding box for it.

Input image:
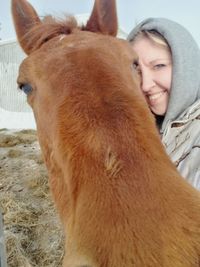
[0,107,36,129]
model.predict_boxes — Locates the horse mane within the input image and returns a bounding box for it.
[22,15,83,53]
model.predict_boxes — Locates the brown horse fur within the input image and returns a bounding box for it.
[12,0,200,266]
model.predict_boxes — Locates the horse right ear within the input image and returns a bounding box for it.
[85,0,118,36]
[11,0,41,55]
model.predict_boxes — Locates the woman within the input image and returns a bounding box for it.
[127,18,200,190]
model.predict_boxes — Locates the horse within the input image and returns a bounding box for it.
[12,0,200,266]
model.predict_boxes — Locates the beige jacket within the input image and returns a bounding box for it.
[162,99,200,190]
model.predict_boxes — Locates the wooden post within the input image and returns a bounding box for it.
[0,211,7,267]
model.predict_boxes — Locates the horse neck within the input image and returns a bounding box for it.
[57,108,173,188]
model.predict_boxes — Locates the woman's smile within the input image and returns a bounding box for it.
[147,90,168,104]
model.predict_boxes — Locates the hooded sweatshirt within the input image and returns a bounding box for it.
[127,18,200,190]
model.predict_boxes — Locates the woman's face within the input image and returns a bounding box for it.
[131,37,172,116]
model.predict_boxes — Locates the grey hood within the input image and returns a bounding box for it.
[127,18,200,133]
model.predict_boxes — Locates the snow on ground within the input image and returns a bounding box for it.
[0,108,36,129]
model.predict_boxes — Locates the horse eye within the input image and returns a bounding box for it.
[19,84,33,95]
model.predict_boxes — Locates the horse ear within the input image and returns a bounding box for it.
[85,0,118,36]
[11,0,41,54]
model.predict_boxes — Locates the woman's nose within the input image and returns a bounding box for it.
[141,70,155,93]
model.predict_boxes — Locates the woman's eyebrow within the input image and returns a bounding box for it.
[149,58,171,64]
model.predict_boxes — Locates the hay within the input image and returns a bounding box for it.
[0,129,64,267]
[0,129,37,147]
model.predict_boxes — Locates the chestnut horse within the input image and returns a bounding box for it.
[12,0,200,266]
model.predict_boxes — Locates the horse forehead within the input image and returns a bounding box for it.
[58,31,121,52]
[63,37,90,49]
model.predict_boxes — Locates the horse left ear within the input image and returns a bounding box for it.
[85,0,118,36]
[11,0,41,54]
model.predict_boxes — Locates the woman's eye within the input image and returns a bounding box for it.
[132,61,141,75]
[132,63,137,69]
[19,84,33,95]
[154,64,166,69]
[132,60,139,70]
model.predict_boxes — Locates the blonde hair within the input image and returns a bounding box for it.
[131,30,169,49]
